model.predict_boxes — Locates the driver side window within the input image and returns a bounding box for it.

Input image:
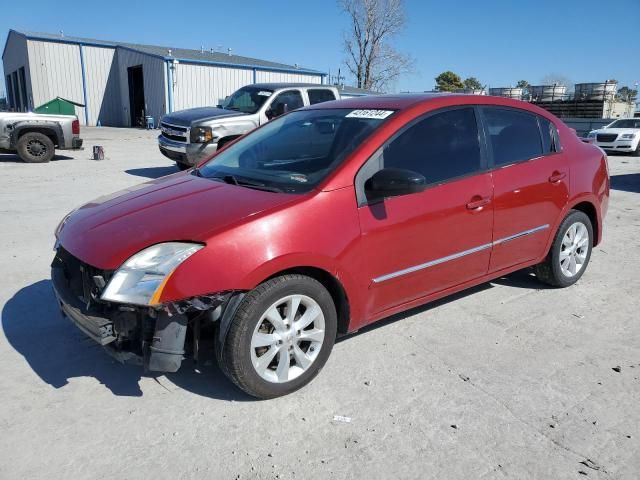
[269,90,304,118]
[355,107,483,206]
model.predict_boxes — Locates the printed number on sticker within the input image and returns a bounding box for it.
[346,109,394,119]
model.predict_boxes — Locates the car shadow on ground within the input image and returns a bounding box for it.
[337,269,548,342]
[3,271,547,400]
[610,173,640,194]
[1,280,251,401]
[125,166,179,179]
[0,153,74,163]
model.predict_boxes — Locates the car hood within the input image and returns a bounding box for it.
[596,128,640,135]
[161,107,247,127]
[57,172,299,270]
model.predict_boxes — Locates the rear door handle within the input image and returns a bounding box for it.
[548,171,566,183]
[466,196,491,210]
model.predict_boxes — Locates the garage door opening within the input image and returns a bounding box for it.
[127,65,145,127]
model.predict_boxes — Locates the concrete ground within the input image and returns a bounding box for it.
[0,127,638,480]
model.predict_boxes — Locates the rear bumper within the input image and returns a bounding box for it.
[158,135,217,166]
[72,137,83,149]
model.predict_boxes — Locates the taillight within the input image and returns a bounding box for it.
[72,119,80,135]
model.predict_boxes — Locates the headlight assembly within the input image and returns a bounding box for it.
[190,126,214,143]
[621,133,637,139]
[101,242,204,306]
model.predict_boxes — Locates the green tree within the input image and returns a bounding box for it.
[617,86,638,103]
[516,80,530,88]
[463,77,483,90]
[435,71,464,92]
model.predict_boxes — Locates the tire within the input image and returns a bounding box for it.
[176,162,191,171]
[633,143,640,157]
[16,132,55,163]
[219,274,337,399]
[535,210,593,287]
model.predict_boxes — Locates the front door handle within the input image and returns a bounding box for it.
[548,171,566,183]
[466,195,491,210]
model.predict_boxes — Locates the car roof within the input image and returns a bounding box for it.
[246,83,337,90]
[307,92,558,117]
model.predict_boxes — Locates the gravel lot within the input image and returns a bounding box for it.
[1,127,638,479]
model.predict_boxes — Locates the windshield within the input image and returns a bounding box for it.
[221,87,274,114]
[608,119,640,129]
[197,108,394,193]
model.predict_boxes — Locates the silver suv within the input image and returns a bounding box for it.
[158,83,340,169]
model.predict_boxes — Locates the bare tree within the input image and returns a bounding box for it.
[340,0,414,91]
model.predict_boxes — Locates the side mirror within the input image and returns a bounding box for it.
[365,168,426,202]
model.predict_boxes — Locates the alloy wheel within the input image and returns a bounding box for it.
[26,139,48,158]
[559,222,589,277]
[250,294,325,383]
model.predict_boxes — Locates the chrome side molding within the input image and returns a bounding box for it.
[372,224,550,284]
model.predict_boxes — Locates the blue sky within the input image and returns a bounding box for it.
[2,0,639,96]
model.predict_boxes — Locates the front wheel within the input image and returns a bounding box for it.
[535,210,593,287]
[219,274,337,399]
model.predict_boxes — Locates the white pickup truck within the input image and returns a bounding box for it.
[158,83,341,170]
[586,118,640,156]
[0,111,83,162]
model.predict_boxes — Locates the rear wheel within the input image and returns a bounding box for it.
[535,210,593,287]
[17,132,55,163]
[219,274,337,399]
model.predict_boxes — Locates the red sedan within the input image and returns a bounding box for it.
[52,94,609,398]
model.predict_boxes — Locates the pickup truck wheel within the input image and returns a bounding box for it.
[219,274,337,399]
[535,210,593,288]
[17,132,55,163]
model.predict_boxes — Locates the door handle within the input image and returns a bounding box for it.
[466,196,491,210]
[548,171,566,183]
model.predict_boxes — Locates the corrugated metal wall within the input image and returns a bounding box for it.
[172,63,252,110]
[255,70,322,84]
[2,32,32,111]
[116,49,167,127]
[4,32,325,126]
[27,40,86,122]
[84,46,120,126]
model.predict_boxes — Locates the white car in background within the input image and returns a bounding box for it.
[587,118,640,156]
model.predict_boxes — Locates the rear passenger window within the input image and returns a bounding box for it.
[383,107,482,184]
[538,116,560,154]
[308,89,336,105]
[483,108,543,166]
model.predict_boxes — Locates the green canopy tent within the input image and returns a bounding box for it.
[34,97,84,116]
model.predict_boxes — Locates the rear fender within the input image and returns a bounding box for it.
[10,121,63,147]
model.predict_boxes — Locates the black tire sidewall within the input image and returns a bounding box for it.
[17,133,54,163]
[549,210,593,287]
[224,276,337,398]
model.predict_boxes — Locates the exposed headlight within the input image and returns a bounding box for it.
[621,133,637,139]
[101,242,204,306]
[587,131,597,138]
[190,126,214,143]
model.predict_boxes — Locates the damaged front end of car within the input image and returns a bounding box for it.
[51,246,244,373]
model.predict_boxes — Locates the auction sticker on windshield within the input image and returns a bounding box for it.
[258,91,272,96]
[346,109,394,119]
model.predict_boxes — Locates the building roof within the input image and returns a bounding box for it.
[334,85,381,96]
[5,29,325,76]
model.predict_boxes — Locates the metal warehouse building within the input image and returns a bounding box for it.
[2,30,326,126]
